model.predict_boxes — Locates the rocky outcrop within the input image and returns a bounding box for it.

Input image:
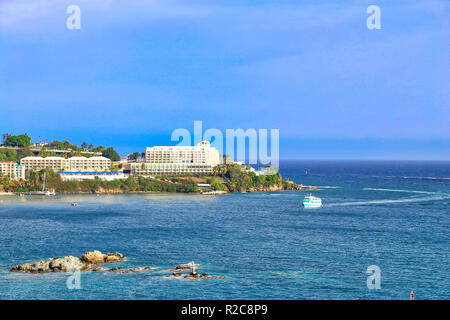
[80,251,125,265]
[184,272,209,279]
[114,266,153,274]
[128,266,153,272]
[10,262,51,273]
[92,267,108,272]
[91,266,153,273]
[175,265,190,270]
[10,250,125,273]
[9,254,221,279]
[242,183,316,193]
[50,256,86,272]
[168,272,183,277]
[168,271,211,279]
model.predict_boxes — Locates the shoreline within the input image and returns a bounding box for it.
[7,186,318,196]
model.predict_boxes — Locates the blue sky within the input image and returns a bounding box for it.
[0,0,448,159]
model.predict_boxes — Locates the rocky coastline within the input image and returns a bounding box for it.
[38,183,315,195]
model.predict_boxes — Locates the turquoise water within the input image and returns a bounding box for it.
[0,161,449,299]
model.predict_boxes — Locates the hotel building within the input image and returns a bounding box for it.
[0,161,25,180]
[20,156,65,171]
[20,156,111,172]
[125,140,220,175]
[65,156,112,171]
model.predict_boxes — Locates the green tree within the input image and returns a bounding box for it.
[5,134,31,147]
[128,152,141,161]
[63,140,70,149]
[0,148,18,162]
[48,141,65,150]
[102,147,120,161]
[81,142,88,151]
[2,133,9,145]
[94,145,106,153]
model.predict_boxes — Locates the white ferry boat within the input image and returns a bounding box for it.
[302,194,322,209]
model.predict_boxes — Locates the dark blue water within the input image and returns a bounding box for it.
[0,161,449,300]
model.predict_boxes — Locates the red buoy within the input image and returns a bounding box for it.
[410,291,414,300]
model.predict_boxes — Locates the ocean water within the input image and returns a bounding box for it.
[0,161,448,300]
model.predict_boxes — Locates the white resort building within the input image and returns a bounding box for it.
[58,171,127,181]
[20,156,65,171]
[0,161,25,180]
[65,156,112,171]
[125,140,221,175]
[20,156,111,172]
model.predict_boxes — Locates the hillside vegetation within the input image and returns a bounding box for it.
[0,170,198,194]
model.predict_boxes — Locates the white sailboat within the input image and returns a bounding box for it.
[29,172,55,196]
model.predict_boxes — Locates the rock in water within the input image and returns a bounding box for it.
[184,271,201,278]
[175,265,190,270]
[10,250,125,273]
[81,250,125,265]
[168,272,183,277]
[49,256,85,272]
[32,260,50,273]
[10,263,33,273]
[104,252,124,263]
[80,250,105,264]
[92,267,107,272]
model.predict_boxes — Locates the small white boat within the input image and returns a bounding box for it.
[302,194,322,209]
[71,202,78,207]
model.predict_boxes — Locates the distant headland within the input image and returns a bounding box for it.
[0,133,316,195]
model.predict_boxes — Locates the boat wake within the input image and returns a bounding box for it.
[401,176,450,181]
[304,186,340,189]
[363,188,435,194]
[325,194,449,207]
[378,175,450,181]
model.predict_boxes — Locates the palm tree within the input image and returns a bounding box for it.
[2,133,9,146]
[81,142,88,151]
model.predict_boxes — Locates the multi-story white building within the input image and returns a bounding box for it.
[0,161,25,180]
[65,156,112,171]
[20,156,65,171]
[58,171,127,181]
[126,140,220,175]
[20,156,111,172]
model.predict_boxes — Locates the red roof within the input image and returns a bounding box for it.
[0,161,16,164]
